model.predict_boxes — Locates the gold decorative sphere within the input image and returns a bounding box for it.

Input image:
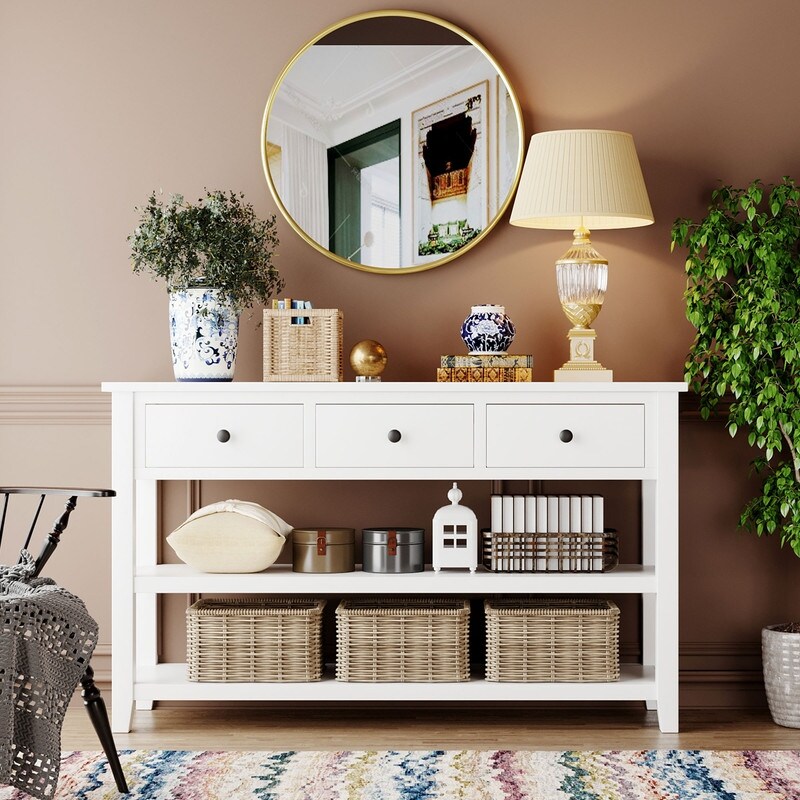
[349,339,388,377]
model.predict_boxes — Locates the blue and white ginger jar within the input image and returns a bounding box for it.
[460,304,515,354]
[169,287,239,381]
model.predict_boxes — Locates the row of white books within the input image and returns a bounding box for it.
[489,494,606,571]
[491,494,604,535]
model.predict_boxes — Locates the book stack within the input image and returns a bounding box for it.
[272,297,312,324]
[437,354,533,382]
[490,493,605,571]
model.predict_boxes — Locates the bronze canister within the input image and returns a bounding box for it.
[292,528,355,573]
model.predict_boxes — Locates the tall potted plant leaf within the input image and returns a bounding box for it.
[129,190,283,381]
[671,177,800,727]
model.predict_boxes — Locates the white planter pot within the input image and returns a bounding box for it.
[169,287,239,382]
[762,624,800,728]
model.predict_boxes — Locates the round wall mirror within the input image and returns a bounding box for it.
[261,11,524,274]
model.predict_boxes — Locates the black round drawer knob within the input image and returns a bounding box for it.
[217,429,231,443]
[388,429,402,443]
[559,429,574,443]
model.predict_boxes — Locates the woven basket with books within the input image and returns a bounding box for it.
[263,307,342,381]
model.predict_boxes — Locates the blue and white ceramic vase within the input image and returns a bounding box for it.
[460,304,516,354]
[169,287,239,381]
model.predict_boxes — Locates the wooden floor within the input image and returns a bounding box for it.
[62,702,800,751]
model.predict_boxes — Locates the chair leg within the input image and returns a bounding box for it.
[80,665,130,794]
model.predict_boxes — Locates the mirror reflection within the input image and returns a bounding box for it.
[263,12,523,273]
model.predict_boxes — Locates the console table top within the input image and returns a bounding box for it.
[102,381,688,393]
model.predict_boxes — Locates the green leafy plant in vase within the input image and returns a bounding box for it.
[671,177,800,727]
[129,190,283,381]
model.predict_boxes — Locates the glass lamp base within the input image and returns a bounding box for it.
[355,375,382,382]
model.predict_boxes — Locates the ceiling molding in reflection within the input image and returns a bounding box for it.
[279,45,467,126]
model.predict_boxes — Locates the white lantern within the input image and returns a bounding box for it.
[432,483,478,572]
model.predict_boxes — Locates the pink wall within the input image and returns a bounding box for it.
[2,0,799,705]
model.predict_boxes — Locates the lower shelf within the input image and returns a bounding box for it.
[134,563,656,594]
[135,664,655,702]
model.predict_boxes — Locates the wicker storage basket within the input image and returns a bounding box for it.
[263,308,343,381]
[485,597,620,682]
[187,597,325,682]
[482,530,618,573]
[335,597,470,682]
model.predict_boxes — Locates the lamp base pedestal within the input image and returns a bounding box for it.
[553,327,613,382]
[554,365,613,382]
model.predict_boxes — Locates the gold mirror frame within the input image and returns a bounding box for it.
[260,9,525,275]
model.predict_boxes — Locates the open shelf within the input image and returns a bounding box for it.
[135,563,656,594]
[135,663,656,702]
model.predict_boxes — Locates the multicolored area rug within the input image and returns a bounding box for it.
[1,749,799,799]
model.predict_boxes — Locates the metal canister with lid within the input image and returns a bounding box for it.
[292,528,355,573]
[361,527,425,573]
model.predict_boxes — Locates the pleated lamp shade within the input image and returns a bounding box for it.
[509,130,654,230]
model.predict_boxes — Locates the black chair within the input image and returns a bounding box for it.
[0,487,129,794]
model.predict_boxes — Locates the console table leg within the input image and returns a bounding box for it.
[111,391,136,734]
[652,392,680,733]
[644,594,658,711]
[135,479,159,716]
[642,480,658,712]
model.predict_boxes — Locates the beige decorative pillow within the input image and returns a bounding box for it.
[167,499,291,573]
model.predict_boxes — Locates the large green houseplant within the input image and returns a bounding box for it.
[129,190,283,381]
[671,177,800,727]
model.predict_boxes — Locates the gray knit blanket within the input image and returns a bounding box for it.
[0,551,98,799]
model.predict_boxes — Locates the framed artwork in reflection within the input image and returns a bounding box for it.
[411,80,489,266]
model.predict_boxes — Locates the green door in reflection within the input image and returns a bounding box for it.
[328,120,401,267]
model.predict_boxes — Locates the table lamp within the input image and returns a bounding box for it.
[509,130,654,381]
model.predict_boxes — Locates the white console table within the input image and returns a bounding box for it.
[103,381,685,734]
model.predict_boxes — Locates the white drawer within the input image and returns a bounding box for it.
[487,404,645,468]
[316,404,473,468]
[145,404,303,468]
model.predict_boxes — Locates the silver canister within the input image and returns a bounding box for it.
[361,528,424,573]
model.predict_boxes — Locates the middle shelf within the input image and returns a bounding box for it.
[134,563,657,594]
